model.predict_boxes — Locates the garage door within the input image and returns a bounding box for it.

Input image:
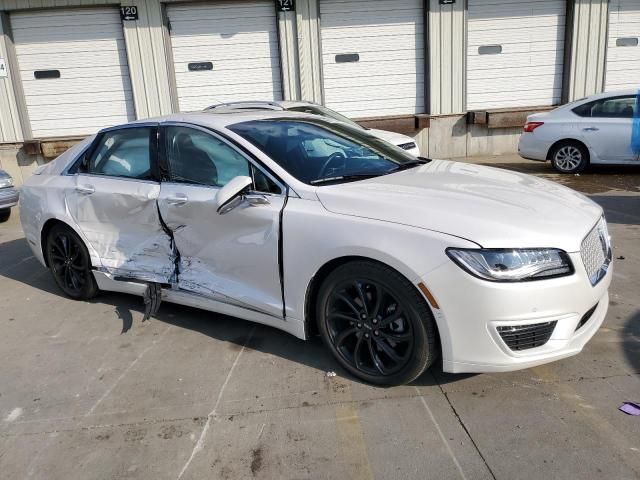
[467,0,566,110]
[605,0,640,92]
[319,0,425,118]
[11,8,135,138]
[167,1,282,112]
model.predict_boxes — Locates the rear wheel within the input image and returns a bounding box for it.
[0,209,10,223]
[316,261,438,386]
[45,224,98,300]
[550,141,589,174]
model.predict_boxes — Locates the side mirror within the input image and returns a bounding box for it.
[215,176,253,214]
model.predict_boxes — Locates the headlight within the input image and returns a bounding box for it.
[0,176,13,189]
[446,248,573,282]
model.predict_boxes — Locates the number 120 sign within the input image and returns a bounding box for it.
[120,6,139,21]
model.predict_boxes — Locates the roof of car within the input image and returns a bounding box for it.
[583,89,640,101]
[108,110,324,133]
[204,100,319,112]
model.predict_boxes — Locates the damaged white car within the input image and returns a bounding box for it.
[20,111,612,386]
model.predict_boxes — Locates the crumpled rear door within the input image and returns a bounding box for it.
[66,125,176,284]
[68,175,176,283]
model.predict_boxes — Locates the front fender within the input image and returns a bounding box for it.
[282,198,477,337]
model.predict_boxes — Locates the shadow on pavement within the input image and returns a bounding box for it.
[0,235,459,388]
[590,195,640,226]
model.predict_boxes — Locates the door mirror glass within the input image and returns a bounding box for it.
[215,176,252,214]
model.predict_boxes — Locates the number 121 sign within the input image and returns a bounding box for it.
[277,0,295,12]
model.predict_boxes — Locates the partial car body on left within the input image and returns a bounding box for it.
[0,169,19,222]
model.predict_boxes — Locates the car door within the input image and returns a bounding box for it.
[67,124,176,283]
[573,95,637,162]
[157,123,287,319]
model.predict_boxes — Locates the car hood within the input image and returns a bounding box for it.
[315,160,602,252]
[367,128,416,147]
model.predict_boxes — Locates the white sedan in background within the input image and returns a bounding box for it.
[205,100,422,156]
[519,90,640,173]
[20,111,611,385]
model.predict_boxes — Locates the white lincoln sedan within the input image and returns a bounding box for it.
[20,111,612,385]
[519,89,640,173]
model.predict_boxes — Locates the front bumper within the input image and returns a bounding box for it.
[0,187,19,210]
[424,251,612,373]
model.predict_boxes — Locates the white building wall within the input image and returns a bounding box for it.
[567,0,608,101]
[120,0,174,119]
[296,0,322,104]
[428,0,465,116]
[278,9,301,100]
[0,12,22,143]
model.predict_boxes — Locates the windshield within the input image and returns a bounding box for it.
[286,105,363,129]
[228,118,420,185]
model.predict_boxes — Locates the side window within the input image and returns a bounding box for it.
[87,128,153,179]
[165,126,250,187]
[573,96,637,118]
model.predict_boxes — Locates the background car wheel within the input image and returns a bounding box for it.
[45,224,98,300]
[316,261,438,386]
[0,209,10,223]
[550,141,589,174]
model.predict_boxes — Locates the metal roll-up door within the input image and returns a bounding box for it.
[605,0,640,92]
[10,8,135,138]
[167,1,282,112]
[319,0,425,118]
[467,0,566,110]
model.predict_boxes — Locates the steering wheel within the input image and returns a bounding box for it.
[318,152,347,179]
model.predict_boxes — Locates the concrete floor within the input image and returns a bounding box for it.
[0,156,639,480]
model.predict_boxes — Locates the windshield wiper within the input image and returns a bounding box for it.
[310,173,384,185]
[394,157,432,171]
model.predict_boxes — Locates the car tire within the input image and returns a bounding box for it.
[316,261,438,386]
[0,209,10,223]
[550,141,589,174]
[45,223,98,300]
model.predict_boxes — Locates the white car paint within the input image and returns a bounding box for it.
[518,89,640,168]
[205,100,422,156]
[20,111,612,374]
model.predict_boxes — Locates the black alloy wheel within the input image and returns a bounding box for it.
[317,261,437,386]
[46,224,98,300]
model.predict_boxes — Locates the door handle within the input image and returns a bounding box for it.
[582,127,599,132]
[167,194,188,205]
[75,184,95,195]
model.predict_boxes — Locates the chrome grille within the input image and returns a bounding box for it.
[580,217,611,286]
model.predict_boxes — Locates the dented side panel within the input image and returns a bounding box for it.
[67,174,175,283]
[158,182,285,319]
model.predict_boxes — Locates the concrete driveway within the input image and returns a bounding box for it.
[0,157,639,480]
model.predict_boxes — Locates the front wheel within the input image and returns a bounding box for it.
[45,224,98,300]
[316,261,438,386]
[550,141,589,174]
[0,209,10,223]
